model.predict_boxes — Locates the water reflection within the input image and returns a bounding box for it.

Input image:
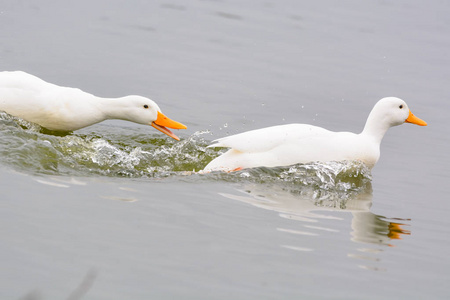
[219,182,410,271]
[350,211,410,246]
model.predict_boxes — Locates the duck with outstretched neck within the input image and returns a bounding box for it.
[0,71,187,140]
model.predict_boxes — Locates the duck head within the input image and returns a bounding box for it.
[372,97,427,127]
[120,96,187,140]
[361,97,427,144]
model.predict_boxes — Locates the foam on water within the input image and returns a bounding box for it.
[0,113,216,177]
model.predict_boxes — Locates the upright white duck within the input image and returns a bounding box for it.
[204,97,427,171]
[0,71,187,140]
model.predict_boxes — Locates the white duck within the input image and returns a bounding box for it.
[0,71,187,140]
[204,97,427,171]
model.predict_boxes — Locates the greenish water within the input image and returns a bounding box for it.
[0,112,215,176]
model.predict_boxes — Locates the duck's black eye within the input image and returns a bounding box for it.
[143,105,149,109]
[399,105,403,109]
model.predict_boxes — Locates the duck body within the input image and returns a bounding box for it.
[204,97,427,171]
[0,72,103,131]
[205,125,380,171]
[0,71,186,139]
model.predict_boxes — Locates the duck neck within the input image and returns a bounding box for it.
[96,96,131,121]
[360,110,391,145]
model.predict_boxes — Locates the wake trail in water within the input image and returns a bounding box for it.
[0,113,372,200]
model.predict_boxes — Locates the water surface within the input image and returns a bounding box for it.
[1,1,449,299]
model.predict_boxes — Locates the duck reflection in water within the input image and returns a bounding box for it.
[219,177,410,270]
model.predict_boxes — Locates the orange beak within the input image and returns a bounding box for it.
[151,111,187,141]
[405,110,427,126]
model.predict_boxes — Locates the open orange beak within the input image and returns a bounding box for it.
[405,110,427,126]
[151,111,187,141]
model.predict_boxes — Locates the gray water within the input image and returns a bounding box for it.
[1,1,449,299]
